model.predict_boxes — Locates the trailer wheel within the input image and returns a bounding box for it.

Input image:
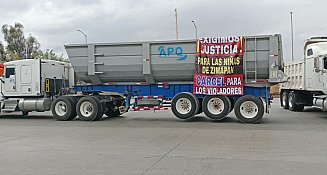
[171,93,198,120]
[202,95,231,120]
[234,95,264,124]
[51,96,77,121]
[185,92,200,115]
[281,91,289,109]
[76,96,103,121]
[288,92,304,112]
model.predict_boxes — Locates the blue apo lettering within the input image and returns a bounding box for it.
[158,46,187,60]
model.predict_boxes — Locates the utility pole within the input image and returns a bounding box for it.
[290,11,294,61]
[175,8,179,40]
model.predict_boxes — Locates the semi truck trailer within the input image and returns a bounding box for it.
[280,37,327,111]
[0,34,286,123]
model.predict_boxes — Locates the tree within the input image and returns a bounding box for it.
[26,34,40,59]
[1,22,67,62]
[34,50,68,62]
[1,22,40,60]
[0,42,5,62]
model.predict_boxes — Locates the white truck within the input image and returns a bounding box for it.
[0,59,74,115]
[280,37,327,111]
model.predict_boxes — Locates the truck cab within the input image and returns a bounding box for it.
[0,59,73,115]
[305,37,327,94]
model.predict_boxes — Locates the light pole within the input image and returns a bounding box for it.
[290,12,294,61]
[192,20,198,39]
[46,48,53,60]
[175,8,179,40]
[77,29,87,45]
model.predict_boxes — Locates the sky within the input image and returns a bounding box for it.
[0,0,326,62]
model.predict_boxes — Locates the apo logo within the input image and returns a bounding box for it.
[158,46,187,61]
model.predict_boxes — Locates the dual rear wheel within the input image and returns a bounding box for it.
[51,96,119,121]
[280,91,304,112]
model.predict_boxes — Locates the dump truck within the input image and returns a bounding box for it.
[280,37,327,111]
[0,34,286,123]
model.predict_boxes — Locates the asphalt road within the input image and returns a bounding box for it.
[1,99,327,175]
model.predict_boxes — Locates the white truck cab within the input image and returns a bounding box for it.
[0,59,73,114]
[280,37,327,111]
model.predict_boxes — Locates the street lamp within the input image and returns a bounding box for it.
[77,29,88,45]
[46,48,53,60]
[192,20,198,39]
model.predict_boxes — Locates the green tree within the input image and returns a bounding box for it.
[34,50,68,62]
[1,22,40,60]
[0,42,5,62]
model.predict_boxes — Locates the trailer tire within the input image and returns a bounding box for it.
[202,95,231,120]
[281,91,289,109]
[76,96,103,121]
[171,93,198,120]
[185,92,200,115]
[234,95,264,124]
[51,96,77,121]
[288,92,304,112]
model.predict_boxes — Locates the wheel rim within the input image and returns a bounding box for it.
[55,101,67,116]
[207,98,224,115]
[282,93,287,106]
[240,101,258,119]
[80,101,94,118]
[176,98,192,114]
[288,95,293,108]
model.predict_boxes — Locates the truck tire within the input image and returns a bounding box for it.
[281,91,289,109]
[76,96,103,121]
[91,96,104,120]
[202,95,231,120]
[171,93,198,120]
[288,92,304,112]
[185,92,200,115]
[234,95,264,124]
[51,96,77,121]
